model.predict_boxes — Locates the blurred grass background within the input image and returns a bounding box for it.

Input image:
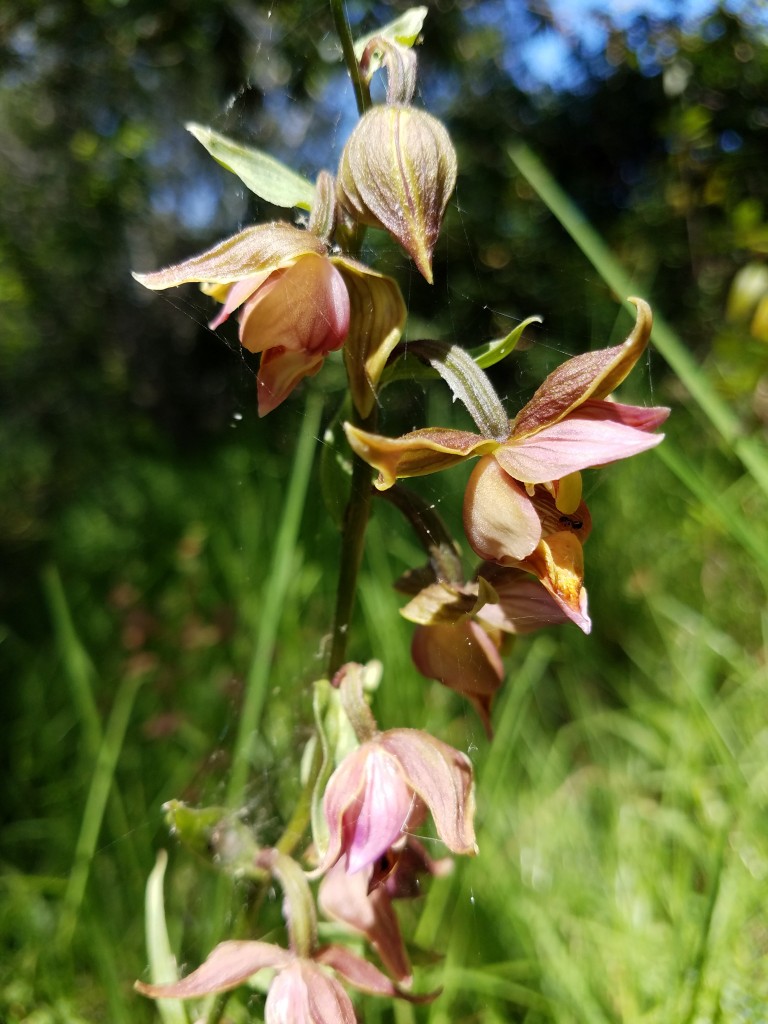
[2,1,768,1021]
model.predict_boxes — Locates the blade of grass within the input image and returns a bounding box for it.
[57,667,146,950]
[226,391,323,808]
[42,564,102,758]
[509,142,768,501]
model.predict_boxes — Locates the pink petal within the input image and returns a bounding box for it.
[240,254,350,356]
[475,567,571,634]
[378,730,477,857]
[316,946,402,999]
[265,960,356,1024]
[135,940,292,999]
[495,415,665,484]
[463,456,542,562]
[209,269,273,329]
[318,862,412,983]
[321,745,415,875]
[577,398,670,430]
[256,347,325,417]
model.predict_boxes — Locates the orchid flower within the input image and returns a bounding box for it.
[136,846,434,1022]
[345,299,667,612]
[136,938,414,1023]
[319,839,452,986]
[318,728,476,877]
[133,220,405,416]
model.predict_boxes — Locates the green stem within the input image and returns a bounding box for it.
[330,0,371,116]
[327,408,376,676]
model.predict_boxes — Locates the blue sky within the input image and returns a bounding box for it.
[466,0,768,92]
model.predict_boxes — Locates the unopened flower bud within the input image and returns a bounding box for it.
[337,106,457,284]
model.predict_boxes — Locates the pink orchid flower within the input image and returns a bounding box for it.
[133,221,405,416]
[345,298,666,612]
[136,938,415,1023]
[319,839,453,986]
[319,728,477,877]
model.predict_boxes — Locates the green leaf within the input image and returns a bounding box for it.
[186,122,315,210]
[144,851,188,1024]
[469,314,543,369]
[353,6,428,60]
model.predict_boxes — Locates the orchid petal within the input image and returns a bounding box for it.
[399,578,496,626]
[318,862,412,983]
[321,745,415,875]
[135,940,292,999]
[333,257,406,418]
[208,269,274,328]
[344,424,496,490]
[512,297,653,437]
[495,414,666,484]
[522,533,592,635]
[475,566,572,634]
[378,729,477,857]
[240,255,350,356]
[265,960,357,1024]
[411,621,504,737]
[316,946,402,998]
[132,223,325,290]
[463,456,542,562]
[256,348,325,417]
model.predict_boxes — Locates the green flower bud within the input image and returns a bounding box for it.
[337,105,457,284]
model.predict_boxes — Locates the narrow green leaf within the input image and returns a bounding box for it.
[509,141,768,501]
[145,851,189,1024]
[470,315,543,369]
[353,6,428,59]
[186,123,315,210]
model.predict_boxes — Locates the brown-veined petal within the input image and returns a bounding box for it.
[512,297,653,438]
[344,424,496,490]
[337,106,457,284]
[132,223,326,291]
[475,566,572,634]
[333,257,407,418]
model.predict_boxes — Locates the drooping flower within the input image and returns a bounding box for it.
[463,459,593,631]
[402,555,588,734]
[319,727,477,876]
[318,839,452,986]
[344,299,667,602]
[136,844,435,1021]
[136,938,410,1023]
[133,221,405,416]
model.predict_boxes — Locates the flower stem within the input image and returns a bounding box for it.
[330,0,371,116]
[327,408,376,676]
